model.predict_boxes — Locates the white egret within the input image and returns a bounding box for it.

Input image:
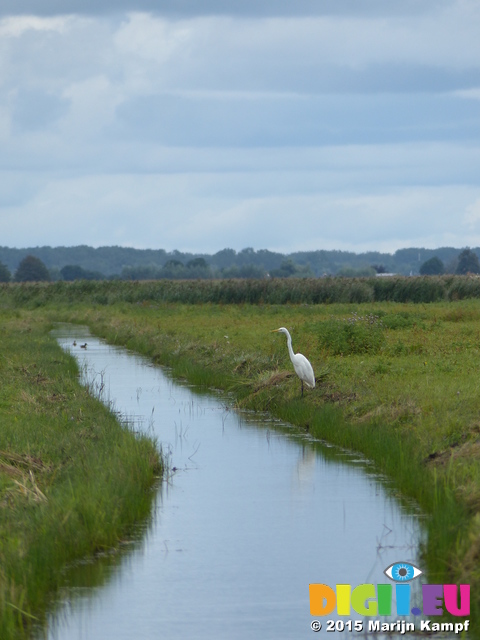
[272,327,315,396]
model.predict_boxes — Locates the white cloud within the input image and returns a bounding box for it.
[0,15,69,37]
[454,88,480,101]
[114,13,192,64]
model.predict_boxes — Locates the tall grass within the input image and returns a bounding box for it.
[317,312,385,355]
[3,275,480,307]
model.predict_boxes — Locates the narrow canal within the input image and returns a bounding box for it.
[47,324,425,639]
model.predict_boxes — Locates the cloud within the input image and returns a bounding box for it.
[2,11,479,152]
[105,10,480,94]
[0,4,479,253]
[0,0,453,19]
[115,91,480,148]
[2,163,479,253]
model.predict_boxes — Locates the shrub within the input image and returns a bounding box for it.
[381,312,420,330]
[318,312,385,355]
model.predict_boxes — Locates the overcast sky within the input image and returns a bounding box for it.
[1,0,479,254]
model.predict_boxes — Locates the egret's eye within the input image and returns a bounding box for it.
[384,562,422,582]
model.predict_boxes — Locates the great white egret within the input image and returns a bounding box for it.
[272,327,315,396]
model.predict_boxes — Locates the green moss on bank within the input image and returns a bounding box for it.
[0,311,162,638]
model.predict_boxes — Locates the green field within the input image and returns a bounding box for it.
[1,278,480,635]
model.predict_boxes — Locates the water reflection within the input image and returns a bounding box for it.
[46,324,425,639]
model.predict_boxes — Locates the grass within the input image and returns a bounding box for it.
[2,281,480,632]
[0,310,162,639]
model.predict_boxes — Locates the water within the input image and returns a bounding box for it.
[47,325,426,639]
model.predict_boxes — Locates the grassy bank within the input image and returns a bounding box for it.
[42,297,480,622]
[0,311,162,639]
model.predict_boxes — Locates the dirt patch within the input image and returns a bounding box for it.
[254,370,292,390]
[355,399,420,424]
[320,381,357,405]
[426,440,480,469]
[0,450,49,505]
[323,390,357,404]
[0,450,47,473]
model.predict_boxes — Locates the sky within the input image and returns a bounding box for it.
[1,0,480,254]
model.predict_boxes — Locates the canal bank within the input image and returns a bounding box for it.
[0,314,161,639]
[61,301,477,632]
[47,325,428,639]
[1,291,478,635]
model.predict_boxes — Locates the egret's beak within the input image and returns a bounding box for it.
[271,329,280,333]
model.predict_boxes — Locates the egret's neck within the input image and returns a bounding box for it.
[285,332,295,362]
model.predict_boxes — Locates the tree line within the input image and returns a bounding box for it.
[1,246,480,283]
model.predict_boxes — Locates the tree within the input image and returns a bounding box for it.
[185,257,212,278]
[0,261,11,282]
[186,257,208,269]
[61,265,87,281]
[14,255,51,282]
[163,259,184,269]
[122,265,160,280]
[61,264,105,281]
[337,266,376,278]
[159,260,186,279]
[456,248,480,275]
[270,259,297,278]
[221,264,266,279]
[419,256,445,275]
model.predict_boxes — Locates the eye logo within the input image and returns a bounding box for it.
[384,562,422,582]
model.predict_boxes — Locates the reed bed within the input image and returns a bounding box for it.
[3,274,480,308]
